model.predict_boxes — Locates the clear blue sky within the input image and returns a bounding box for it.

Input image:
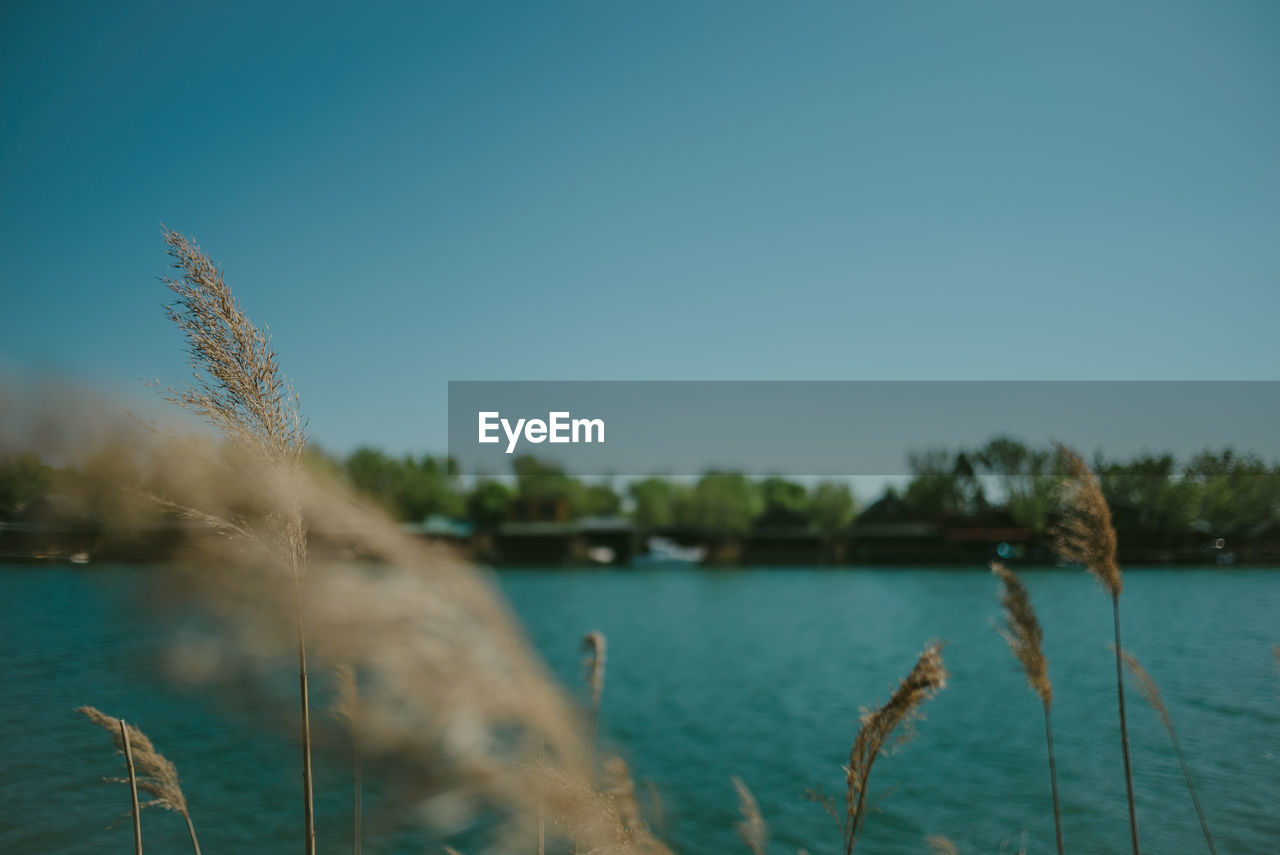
[2,1,1278,456]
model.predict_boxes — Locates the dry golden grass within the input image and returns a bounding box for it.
[1053,442,1139,855]
[78,706,202,855]
[159,228,305,462]
[990,562,1063,855]
[1120,649,1218,855]
[157,227,317,854]
[1053,443,1121,597]
[843,642,948,855]
[731,776,769,855]
[991,562,1051,705]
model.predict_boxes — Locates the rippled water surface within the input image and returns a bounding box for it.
[3,565,1278,853]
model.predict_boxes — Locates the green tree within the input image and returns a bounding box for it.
[1184,450,1280,536]
[627,477,688,530]
[902,449,985,519]
[1098,453,1197,546]
[757,476,811,527]
[576,482,622,517]
[975,437,1057,533]
[809,481,856,537]
[0,452,52,519]
[467,479,513,530]
[679,472,761,535]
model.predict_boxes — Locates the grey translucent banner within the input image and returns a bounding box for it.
[447,381,1280,476]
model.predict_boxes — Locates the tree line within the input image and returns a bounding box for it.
[4,438,1280,545]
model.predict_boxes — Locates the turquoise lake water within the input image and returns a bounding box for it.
[2,565,1278,854]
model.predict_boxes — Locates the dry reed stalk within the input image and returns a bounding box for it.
[843,642,948,855]
[732,776,769,855]
[125,400,669,852]
[332,665,363,855]
[1053,443,1138,855]
[1119,649,1217,855]
[160,458,656,852]
[158,228,315,855]
[79,706,202,855]
[122,719,142,855]
[991,562,1064,855]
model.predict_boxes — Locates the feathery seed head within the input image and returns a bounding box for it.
[991,562,1052,705]
[1053,443,1122,597]
[78,706,190,816]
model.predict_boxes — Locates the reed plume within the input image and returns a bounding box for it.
[843,642,948,855]
[991,562,1064,855]
[1119,649,1217,855]
[157,228,315,855]
[731,776,769,855]
[1053,442,1139,855]
[331,665,363,855]
[78,706,202,855]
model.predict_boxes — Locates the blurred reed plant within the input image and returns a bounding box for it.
[732,776,769,855]
[156,228,316,854]
[991,562,1064,855]
[1052,443,1139,855]
[1119,649,1217,855]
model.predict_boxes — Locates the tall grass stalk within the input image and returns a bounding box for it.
[843,642,948,855]
[991,562,1064,855]
[122,719,143,855]
[79,706,201,855]
[731,776,768,855]
[158,228,314,854]
[1053,443,1138,855]
[1119,649,1217,855]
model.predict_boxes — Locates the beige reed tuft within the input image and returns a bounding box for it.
[1120,649,1217,855]
[843,642,948,855]
[1053,442,1138,855]
[731,776,769,855]
[159,228,306,460]
[991,563,1051,705]
[1053,443,1120,597]
[157,228,316,855]
[991,562,1063,855]
[78,706,202,855]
